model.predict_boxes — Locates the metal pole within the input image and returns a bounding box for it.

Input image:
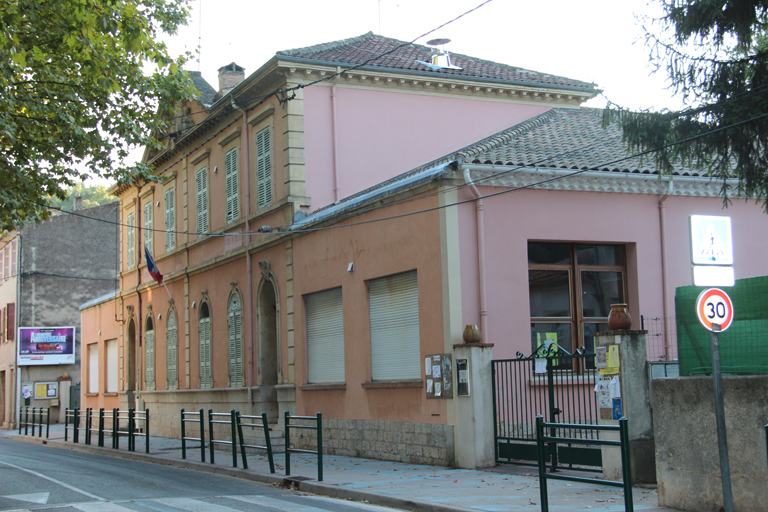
[24,407,28,436]
[262,412,274,474]
[73,408,79,443]
[284,411,291,476]
[112,408,118,449]
[31,407,36,437]
[180,409,187,459]
[19,407,23,435]
[230,409,238,468]
[317,412,323,482]
[45,407,50,438]
[128,408,135,452]
[236,412,247,469]
[208,409,215,464]
[98,408,104,447]
[619,417,634,512]
[199,409,206,462]
[546,358,558,472]
[64,408,69,441]
[709,324,734,512]
[145,408,150,454]
[535,416,549,512]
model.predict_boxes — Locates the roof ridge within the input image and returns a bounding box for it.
[457,108,564,159]
[278,31,377,57]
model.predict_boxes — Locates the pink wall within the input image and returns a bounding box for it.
[303,86,550,211]
[458,186,768,360]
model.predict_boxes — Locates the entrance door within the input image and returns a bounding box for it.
[126,319,136,408]
[258,280,278,422]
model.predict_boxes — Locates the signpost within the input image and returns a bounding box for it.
[690,215,734,287]
[696,288,734,512]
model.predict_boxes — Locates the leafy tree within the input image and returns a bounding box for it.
[0,0,197,231]
[605,1,768,209]
[48,182,116,211]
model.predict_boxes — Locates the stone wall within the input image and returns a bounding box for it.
[291,419,455,466]
[651,375,768,512]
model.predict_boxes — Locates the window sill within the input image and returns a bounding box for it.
[104,392,118,397]
[362,380,423,389]
[299,383,346,391]
[85,393,98,397]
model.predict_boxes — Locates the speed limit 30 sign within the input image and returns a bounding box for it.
[696,288,734,331]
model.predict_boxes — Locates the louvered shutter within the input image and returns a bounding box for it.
[306,288,344,383]
[225,148,239,223]
[127,213,135,269]
[4,243,8,278]
[88,344,99,394]
[0,247,5,282]
[369,271,420,380]
[11,239,16,276]
[106,339,118,393]
[167,311,178,390]
[199,315,211,388]
[228,294,243,387]
[6,303,14,341]
[256,128,272,209]
[196,167,209,234]
[145,328,155,391]
[143,202,153,252]
[165,188,175,251]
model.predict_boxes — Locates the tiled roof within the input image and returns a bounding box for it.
[278,32,594,91]
[459,108,702,176]
[189,71,217,107]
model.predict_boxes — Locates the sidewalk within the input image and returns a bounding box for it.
[3,425,677,512]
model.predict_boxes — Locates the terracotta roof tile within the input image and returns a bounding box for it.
[278,32,594,91]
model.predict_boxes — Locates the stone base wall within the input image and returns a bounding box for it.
[291,419,455,466]
[652,375,768,512]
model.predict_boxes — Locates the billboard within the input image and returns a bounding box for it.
[17,326,76,366]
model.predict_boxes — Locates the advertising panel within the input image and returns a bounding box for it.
[17,326,76,366]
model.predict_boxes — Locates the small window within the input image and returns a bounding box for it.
[106,339,118,393]
[227,291,243,387]
[369,271,420,381]
[225,148,239,223]
[127,212,135,269]
[199,302,212,389]
[306,287,344,384]
[165,188,175,252]
[88,343,99,394]
[256,127,272,209]
[167,309,178,390]
[145,317,155,391]
[196,167,209,235]
[144,201,153,252]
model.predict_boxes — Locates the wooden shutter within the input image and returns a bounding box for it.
[88,344,99,394]
[0,246,4,282]
[199,314,211,388]
[225,148,239,223]
[306,288,344,383]
[196,167,209,234]
[143,201,153,251]
[228,293,243,387]
[167,311,178,390]
[145,328,155,391]
[4,243,9,279]
[256,128,272,209]
[1,307,5,343]
[6,303,14,341]
[11,239,16,276]
[165,188,175,251]
[369,271,420,380]
[106,339,118,393]
[127,213,135,268]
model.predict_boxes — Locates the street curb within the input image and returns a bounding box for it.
[8,434,475,512]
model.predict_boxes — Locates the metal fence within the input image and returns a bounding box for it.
[641,315,678,362]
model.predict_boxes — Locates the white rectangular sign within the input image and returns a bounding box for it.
[693,265,735,287]
[690,215,733,265]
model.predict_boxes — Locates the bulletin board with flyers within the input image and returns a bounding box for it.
[425,353,453,399]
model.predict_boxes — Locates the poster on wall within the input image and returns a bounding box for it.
[17,326,76,366]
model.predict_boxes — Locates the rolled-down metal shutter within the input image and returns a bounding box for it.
[369,270,420,380]
[306,287,344,383]
[88,344,99,394]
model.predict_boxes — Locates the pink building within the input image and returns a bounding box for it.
[80,33,768,467]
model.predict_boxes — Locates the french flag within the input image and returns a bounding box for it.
[145,245,163,285]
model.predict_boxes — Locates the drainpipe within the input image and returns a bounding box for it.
[658,178,674,360]
[14,234,21,429]
[331,74,341,203]
[231,95,255,411]
[459,160,489,342]
[135,186,143,404]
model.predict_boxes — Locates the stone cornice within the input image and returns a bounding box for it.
[451,165,738,198]
[278,61,592,107]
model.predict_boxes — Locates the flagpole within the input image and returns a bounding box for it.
[163,281,172,299]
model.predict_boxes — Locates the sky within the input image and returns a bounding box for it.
[166,0,683,112]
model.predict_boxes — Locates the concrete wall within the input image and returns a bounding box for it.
[651,375,768,512]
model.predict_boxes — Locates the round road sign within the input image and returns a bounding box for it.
[696,288,734,332]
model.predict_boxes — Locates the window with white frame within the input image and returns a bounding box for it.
[198,301,212,389]
[227,291,243,387]
[145,316,155,391]
[165,188,175,251]
[143,201,153,252]
[256,127,272,209]
[167,309,178,390]
[368,270,420,381]
[106,339,118,393]
[306,287,344,384]
[127,212,135,269]
[196,167,209,235]
[225,148,239,223]
[88,343,99,394]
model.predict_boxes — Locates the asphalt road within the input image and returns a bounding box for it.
[0,438,401,512]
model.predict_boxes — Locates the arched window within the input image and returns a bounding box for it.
[167,308,178,390]
[145,315,155,391]
[227,291,243,387]
[199,301,212,389]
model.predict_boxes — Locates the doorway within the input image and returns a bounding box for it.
[126,318,136,408]
[258,279,279,421]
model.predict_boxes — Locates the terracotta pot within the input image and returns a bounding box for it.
[463,324,482,343]
[607,304,632,331]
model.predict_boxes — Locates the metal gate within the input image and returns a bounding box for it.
[492,344,602,471]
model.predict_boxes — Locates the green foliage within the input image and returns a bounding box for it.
[48,182,116,211]
[0,0,197,231]
[604,1,768,209]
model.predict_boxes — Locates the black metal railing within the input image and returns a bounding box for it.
[132,409,150,453]
[181,408,206,462]
[18,407,51,438]
[284,411,323,481]
[62,407,149,452]
[236,411,275,473]
[536,416,633,512]
[208,409,239,467]
[64,408,78,442]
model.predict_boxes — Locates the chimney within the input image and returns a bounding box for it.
[74,194,83,211]
[218,62,245,96]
